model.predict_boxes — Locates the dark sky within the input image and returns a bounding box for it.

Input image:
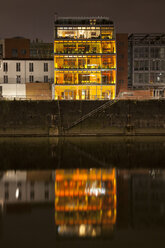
[0,0,165,42]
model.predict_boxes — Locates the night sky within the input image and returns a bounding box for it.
[0,0,165,42]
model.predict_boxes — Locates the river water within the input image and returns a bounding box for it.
[0,137,165,247]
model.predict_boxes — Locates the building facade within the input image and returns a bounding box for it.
[0,170,54,205]
[0,37,54,100]
[0,37,30,59]
[30,39,53,59]
[128,33,165,97]
[0,59,53,99]
[54,16,116,100]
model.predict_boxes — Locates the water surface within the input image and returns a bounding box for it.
[0,137,165,247]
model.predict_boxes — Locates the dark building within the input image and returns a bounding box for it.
[128,33,165,98]
[1,37,30,59]
[30,39,53,59]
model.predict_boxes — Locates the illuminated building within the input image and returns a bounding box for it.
[54,16,116,100]
[55,168,117,237]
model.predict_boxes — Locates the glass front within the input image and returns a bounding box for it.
[55,71,101,85]
[56,27,114,40]
[54,85,116,100]
[55,55,116,69]
[54,41,116,54]
[55,71,115,85]
[57,27,101,39]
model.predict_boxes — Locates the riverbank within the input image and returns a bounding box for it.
[0,100,165,136]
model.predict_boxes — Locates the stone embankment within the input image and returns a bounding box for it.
[0,100,165,136]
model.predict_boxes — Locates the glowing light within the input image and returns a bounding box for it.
[79,225,86,236]
[85,187,106,196]
[15,188,19,199]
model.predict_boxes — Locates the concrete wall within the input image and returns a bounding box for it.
[26,83,52,100]
[0,100,164,136]
[0,84,26,99]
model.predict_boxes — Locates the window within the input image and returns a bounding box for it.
[16,75,21,84]
[12,49,18,57]
[29,63,34,72]
[119,79,124,84]
[134,47,149,58]
[44,75,48,82]
[3,62,8,72]
[44,63,48,72]
[134,73,149,84]
[16,63,21,72]
[21,49,26,55]
[4,75,8,83]
[134,60,149,71]
[29,75,34,82]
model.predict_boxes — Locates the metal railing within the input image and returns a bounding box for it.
[65,99,119,130]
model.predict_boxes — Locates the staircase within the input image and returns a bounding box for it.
[65,99,119,131]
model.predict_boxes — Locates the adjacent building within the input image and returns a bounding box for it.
[0,37,54,100]
[30,38,53,59]
[128,33,165,97]
[54,16,116,100]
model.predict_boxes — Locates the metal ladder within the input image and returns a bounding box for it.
[65,99,119,131]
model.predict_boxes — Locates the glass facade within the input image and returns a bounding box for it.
[129,34,165,90]
[54,17,116,100]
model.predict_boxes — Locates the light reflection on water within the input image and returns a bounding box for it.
[55,169,116,238]
[0,137,165,247]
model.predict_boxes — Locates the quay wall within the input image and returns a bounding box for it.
[0,100,165,136]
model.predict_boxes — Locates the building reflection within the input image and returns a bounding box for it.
[0,170,54,208]
[0,167,165,240]
[117,169,165,229]
[55,168,117,237]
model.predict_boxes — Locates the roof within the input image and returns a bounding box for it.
[54,16,114,25]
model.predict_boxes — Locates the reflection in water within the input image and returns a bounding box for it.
[0,169,165,246]
[55,169,117,237]
[0,170,54,206]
